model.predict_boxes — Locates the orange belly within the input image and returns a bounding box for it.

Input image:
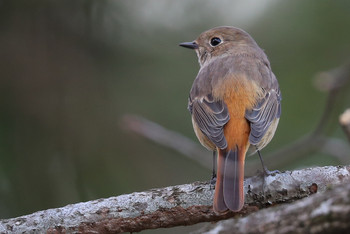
[223,88,252,153]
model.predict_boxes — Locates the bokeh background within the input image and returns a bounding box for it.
[1,0,350,232]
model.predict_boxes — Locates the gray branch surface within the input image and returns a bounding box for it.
[196,179,350,234]
[1,165,349,233]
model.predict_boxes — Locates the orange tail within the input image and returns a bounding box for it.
[213,146,246,212]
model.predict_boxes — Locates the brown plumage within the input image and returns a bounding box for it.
[180,26,281,212]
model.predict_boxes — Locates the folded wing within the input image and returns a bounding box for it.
[189,94,230,149]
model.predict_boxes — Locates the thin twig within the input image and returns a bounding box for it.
[121,114,211,169]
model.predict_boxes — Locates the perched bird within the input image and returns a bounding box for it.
[180,26,281,213]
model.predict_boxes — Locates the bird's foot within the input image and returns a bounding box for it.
[263,168,280,177]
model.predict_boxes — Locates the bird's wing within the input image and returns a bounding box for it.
[245,65,281,146]
[188,94,230,149]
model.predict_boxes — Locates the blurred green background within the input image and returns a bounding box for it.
[1,0,350,232]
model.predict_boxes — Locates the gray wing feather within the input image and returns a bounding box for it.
[245,89,281,145]
[189,94,230,149]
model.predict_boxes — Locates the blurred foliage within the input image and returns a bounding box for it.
[0,1,350,231]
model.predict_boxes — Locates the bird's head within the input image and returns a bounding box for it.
[180,26,258,67]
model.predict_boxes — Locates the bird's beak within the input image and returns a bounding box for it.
[179,41,198,49]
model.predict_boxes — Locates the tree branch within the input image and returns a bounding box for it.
[121,114,211,169]
[195,179,350,234]
[1,165,349,233]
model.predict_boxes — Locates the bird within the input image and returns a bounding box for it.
[179,26,281,213]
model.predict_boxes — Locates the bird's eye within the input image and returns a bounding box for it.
[210,37,222,47]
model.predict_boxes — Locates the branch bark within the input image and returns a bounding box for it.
[1,165,350,233]
[195,179,350,234]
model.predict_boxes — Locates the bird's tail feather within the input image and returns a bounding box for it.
[213,146,245,212]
